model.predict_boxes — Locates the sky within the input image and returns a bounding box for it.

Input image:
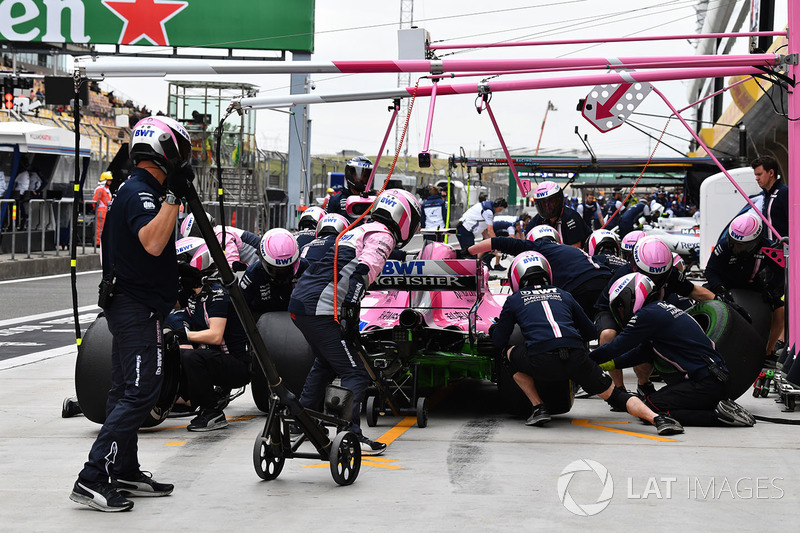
[82,0,789,160]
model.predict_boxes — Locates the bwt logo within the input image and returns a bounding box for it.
[535,191,550,199]
[273,257,293,265]
[134,129,156,138]
[379,197,398,208]
[382,261,424,275]
[730,231,746,241]
[647,264,667,273]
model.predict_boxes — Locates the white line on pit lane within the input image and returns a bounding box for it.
[0,269,102,285]
[0,305,100,328]
[0,344,76,371]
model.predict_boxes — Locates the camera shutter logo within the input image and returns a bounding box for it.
[557,459,614,516]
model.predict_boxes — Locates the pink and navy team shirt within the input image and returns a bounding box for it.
[289,222,396,316]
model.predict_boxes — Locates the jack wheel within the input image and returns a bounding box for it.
[253,430,285,481]
[416,396,428,428]
[365,395,379,427]
[786,396,796,411]
[329,431,361,486]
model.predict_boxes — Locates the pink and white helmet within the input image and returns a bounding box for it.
[316,213,349,237]
[259,228,300,281]
[298,206,326,231]
[620,230,646,259]
[175,237,206,264]
[526,224,562,244]
[508,251,552,291]
[418,241,457,260]
[129,116,192,173]
[608,272,656,327]
[180,211,215,239]
[587,229,619,256]
[631,236,672,286]
[371,188,421,248]
[728,211,763,257]
[532,180,564,220]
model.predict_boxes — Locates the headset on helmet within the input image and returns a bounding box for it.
[532,180,564,220]
[508,251,552,291]
[526,224,562,244]
[259,228,300,282]
[371,188,421,248]
[620,230,646,259]
[129,116,192,173]
[345,156,373,193]
[180,211,216,239]
[631,236,673,287]
[608,272,656,327]
[728,211,763,257]
[316,213,349,237]
[298,206,326,231]
[587,229,619,256]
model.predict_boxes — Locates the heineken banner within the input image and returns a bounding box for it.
[0,0,314,52]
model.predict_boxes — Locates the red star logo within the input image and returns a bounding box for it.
[103,0,188,46]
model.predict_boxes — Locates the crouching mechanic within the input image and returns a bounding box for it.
[591,273,755,427]
[168,245,252,431]
[491,252,684,435]
[289,189,421,455]
[704,212,785,365]
[240,228,302,316]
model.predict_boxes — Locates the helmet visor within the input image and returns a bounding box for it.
[534,195,563,220]
[265,264,294,282]
[731,239,760,257]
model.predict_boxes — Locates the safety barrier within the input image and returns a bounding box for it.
[0,198,98,259]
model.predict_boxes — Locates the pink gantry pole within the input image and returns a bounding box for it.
[365,102,400,191]
[482,99,531,199]
[421,81,439,154]
[651,86,782,240]
[405,66,766,98]
[788,1,799,355]
[428,31,786,51]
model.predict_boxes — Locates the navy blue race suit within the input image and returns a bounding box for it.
[590,300,730,426]
[525,206,590,248]
[240,262,298,314]
[490,237,611,318]
[179,281,251,410]
[79,167,178,484]
[761,180,788,241]
[492,285,610,395]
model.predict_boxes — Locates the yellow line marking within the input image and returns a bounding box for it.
[572,419,675,442]
[165,442,185,446]
[362,460,405,470]
[303,464,329,469]
[376,416,417,444]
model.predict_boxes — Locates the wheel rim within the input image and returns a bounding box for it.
[253,434,284,480]
[330,432,361,485]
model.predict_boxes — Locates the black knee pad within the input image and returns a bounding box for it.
[608,386,633,412]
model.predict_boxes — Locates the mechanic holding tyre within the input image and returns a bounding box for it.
[590,273,756,428]
[168,245,252,432]
[288,188,421,456]
[704,212,785,366]
[491,252,684,435]
[71,116,194,512]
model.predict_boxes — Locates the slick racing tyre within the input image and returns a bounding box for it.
[497,327,574,416]
[687,299,764,400]
[729,287,772,349]
[252,312,316,413]
[75,315,180,427]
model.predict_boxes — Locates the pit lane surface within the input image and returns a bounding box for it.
[2,268,799,530]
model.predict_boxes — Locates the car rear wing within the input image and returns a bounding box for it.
[370,258,481,293]
[369,257,484,343]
